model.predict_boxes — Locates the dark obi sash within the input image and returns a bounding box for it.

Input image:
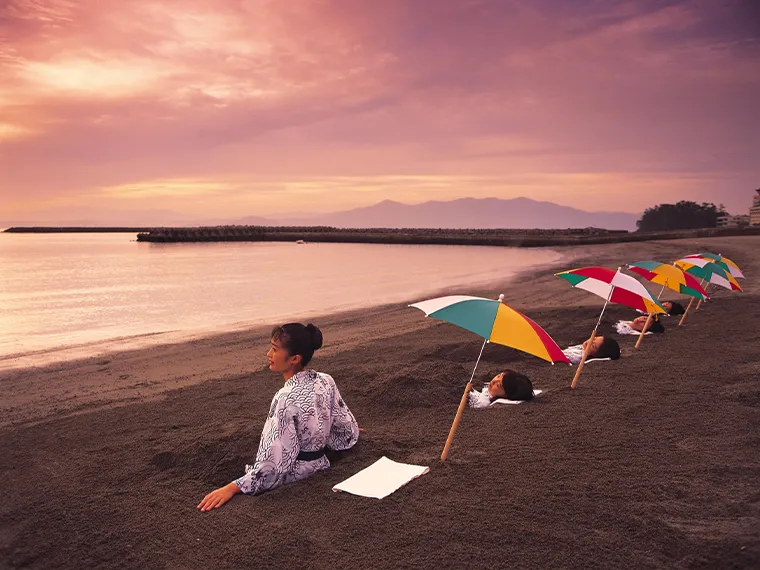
[297,448,327,461]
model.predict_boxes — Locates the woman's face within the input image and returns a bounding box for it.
[487,372,507,398]
[582,336,604,356]
[662,301,673,313]
[267,337,297,372]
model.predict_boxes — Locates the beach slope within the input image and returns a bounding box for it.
[1,236,759,569]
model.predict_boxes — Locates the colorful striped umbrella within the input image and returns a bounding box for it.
[682,253,744,279]
[625,261,708,347]
[409,295,570,364]
[674,258,742,292]
[626,261,709,300]
[556,266,666,313]
[556,266,665,388]
[410,294,569,460]
[675,256,742,319]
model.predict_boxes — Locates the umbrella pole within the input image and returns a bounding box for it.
[680,277,706,326]
[441,338,488,462]
[635,282,666,350]
[696,283,709,312]
[571,277,615,389]
[634,315,653,349]
[571,329,596,389]
[678,297,695,327]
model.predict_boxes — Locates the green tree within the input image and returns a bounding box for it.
[636,201,720,232]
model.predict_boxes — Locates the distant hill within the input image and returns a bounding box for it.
[233,215,281,226]
[274,198,639,231]
[2,197,640,231]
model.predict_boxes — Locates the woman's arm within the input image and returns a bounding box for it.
[196,394,300,511]
[234,397,301,495]
[327,383,359,451]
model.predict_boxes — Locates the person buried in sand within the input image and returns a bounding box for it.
[469,369,535,409]
[197,323,359,512]
[616,314,665,335]
[562,335,621,365]
[662,301,685,316]
[618,302,684,335]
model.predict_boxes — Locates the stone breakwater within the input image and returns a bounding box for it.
[134,225,760,247]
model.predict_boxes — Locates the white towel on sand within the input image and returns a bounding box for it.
[332,456,429,499]
[490,389,544,406]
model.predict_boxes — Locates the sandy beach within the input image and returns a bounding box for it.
[1,236,759,569]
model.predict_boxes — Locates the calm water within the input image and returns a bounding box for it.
[0,233,564,370]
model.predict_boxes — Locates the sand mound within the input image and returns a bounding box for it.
[357,360,467,408]
[150,433,249,486]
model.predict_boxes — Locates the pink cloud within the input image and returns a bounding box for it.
[1,0,758,221]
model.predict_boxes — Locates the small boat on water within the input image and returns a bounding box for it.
[296,240,306,244]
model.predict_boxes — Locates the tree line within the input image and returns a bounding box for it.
[636,201,721,232]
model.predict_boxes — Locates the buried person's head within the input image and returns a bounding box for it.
[268,323,323,374]
[594,336,621,360]
[582,335,620,360]
[488,369,534,401]
[663,301,685,316]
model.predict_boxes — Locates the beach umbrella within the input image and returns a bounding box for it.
[555,266,666,388]
[675,257,742,316]
[675,258,742,291]
[626,261,709,344]
[682,253,744,280]
[409,294,569,461]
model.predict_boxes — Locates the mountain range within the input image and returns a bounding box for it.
[2,198,640,231]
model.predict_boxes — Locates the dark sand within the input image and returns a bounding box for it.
[1,236,759,569]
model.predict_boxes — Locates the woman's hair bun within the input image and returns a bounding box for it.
[305,323,323,351]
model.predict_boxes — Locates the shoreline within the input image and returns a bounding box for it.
[2,235,755,429]
[0,247,578,428]
[0,244,568,374]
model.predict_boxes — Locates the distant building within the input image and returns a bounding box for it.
[751,189,760,226]
[717,213,750,228]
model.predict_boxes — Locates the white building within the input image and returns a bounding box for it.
[717,213,750,228]
[751,189,760,226]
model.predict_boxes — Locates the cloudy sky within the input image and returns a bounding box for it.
[1,0,758,222]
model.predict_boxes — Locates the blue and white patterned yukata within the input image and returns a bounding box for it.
[235,369,359,495]
[562,344,585,365]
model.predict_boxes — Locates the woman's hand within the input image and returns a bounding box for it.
[197,482,242,512]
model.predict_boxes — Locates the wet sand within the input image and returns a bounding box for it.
[1,236,759,569]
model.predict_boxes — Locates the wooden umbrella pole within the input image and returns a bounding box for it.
[571,330,596,389]
[441,338,488,462]
[695,282,709,312]
[636,281,666,350]
[678,297,695,327]
[571,270,617,389]
[634,314,653,349]
[440,381,472,462]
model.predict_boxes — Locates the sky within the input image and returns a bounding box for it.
[1,0,759,223]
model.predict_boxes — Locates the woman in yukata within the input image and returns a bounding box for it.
[469,369,535,409]
[197,323,359,512]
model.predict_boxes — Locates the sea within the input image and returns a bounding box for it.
[0,232,565,371]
